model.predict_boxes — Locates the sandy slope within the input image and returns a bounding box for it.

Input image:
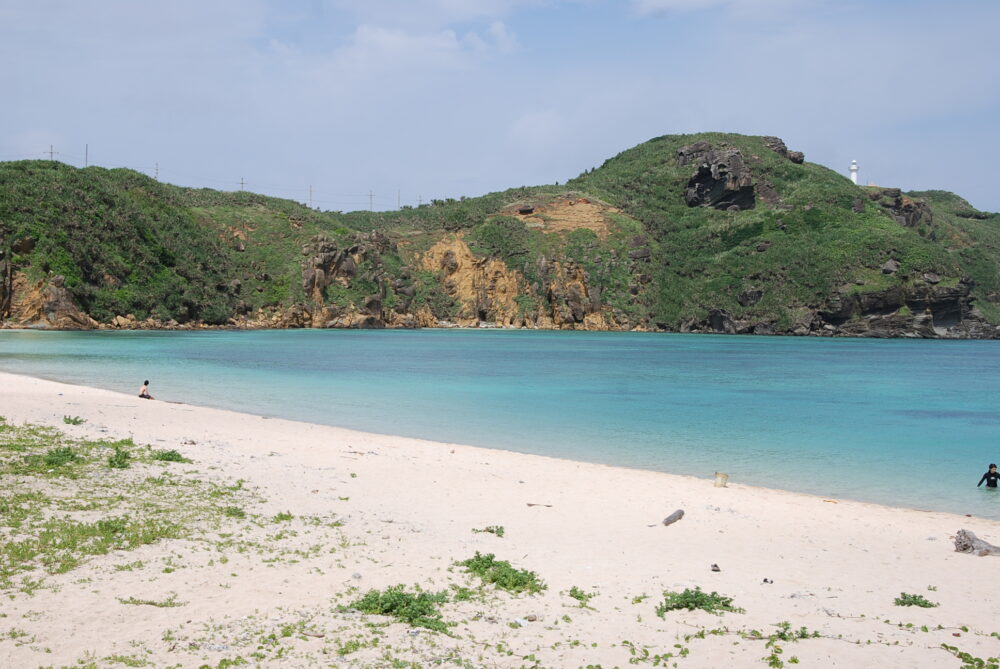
[1,370,999,668]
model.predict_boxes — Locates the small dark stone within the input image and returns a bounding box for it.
[12,236,36,254]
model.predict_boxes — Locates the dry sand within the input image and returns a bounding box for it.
[1,370,999,668]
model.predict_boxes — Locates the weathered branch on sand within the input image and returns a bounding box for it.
[953,529,1000,556]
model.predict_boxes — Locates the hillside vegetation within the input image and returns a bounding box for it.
[1,133,998,337]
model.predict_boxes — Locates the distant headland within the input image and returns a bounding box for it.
[2,132,998,338]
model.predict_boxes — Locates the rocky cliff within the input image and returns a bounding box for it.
[2,133,999,338]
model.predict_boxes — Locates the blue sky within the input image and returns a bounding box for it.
[2,0,998,212]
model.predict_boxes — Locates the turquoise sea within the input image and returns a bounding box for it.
[1,329,999,518]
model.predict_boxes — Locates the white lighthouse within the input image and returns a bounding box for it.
[849,160,859,185]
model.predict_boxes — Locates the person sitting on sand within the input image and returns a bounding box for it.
[978,463,998,489]
[138,380,154,400]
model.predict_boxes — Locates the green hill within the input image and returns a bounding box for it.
[1,133,998,338]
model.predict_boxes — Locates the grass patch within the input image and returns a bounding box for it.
[349,585,450,632]
[62,415,86,425]
[0,421,263,592]
[2,516,182,582]
[107,445,131,469]
[151,449,192,463]
[655,587,744,616]
[118,593,185,607]
[456,552,546,594]
[471,525,505,537]
[568,585,596,608]
[894,592,938,608]
[272,511,294,522]
[223,506,246,519]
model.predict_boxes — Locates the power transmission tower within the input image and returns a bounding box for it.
[85,144,88,167]
[309,185,313,209]
[240,177,245,191]
[369,190,374,212]
[47,145,56,160]
[397,189,401,209]
[154,163,159,180]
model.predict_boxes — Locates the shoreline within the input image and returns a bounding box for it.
[3,370,1000,667]
[1,368,992,521]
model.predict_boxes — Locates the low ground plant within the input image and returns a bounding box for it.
[107,445,131,469]
[456,552,546,594]
[349,585,450,632]
[568,586,596,608]
[655,587,744,616]
[151,449,192,463]
[894,592,938,608]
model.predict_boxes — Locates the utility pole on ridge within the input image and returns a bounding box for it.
[240,177,245,191]
[369,190,374,212]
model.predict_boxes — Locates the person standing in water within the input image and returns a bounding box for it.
[138,380,154,400]
[978,463,999,489]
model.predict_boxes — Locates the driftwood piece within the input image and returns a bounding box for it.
[954,529,1000,556]
[662,509,685,527]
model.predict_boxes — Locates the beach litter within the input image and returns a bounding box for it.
[662,509,685,527]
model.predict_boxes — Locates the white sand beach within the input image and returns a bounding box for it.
[2,370,999,668]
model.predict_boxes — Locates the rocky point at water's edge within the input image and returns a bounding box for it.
[3,132,999,339]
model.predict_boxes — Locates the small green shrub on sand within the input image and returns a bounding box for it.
[44,447,80,467]
[107,446,131,469]
[568,585,596,608]
[350,585,449,632]
[656,587,744,616]
[894,592,938,608]
[151,449,192,463]
[62,416,86,425]
[456,552,546,594]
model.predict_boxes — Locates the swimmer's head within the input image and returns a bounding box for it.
[991,464,998,471]
[144,380,150,385]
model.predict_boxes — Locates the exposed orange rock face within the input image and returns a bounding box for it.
[542,260,604,329]
[421,237,523,326]
[505,197,617,239]
[6,273,98,330]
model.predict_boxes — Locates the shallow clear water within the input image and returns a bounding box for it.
[1,328,999,518]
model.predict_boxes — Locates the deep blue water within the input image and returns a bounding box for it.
[1,329,999,518]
